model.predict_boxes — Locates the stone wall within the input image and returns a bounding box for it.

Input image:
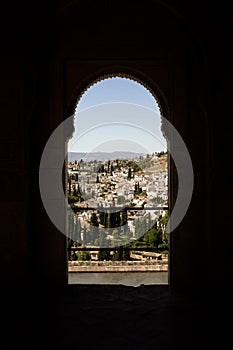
[68,261,168,272]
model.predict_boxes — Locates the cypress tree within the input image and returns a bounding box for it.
[73,184,77,196]
[90,212,99,227]
[82,226,87,245]
[127,167,132,180]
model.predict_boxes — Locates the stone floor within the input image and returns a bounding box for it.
[1,284,232,350]
[68,271,168,285]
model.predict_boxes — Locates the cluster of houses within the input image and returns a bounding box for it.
[67,154,168,236]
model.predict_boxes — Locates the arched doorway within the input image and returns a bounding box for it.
[66,74,169,286]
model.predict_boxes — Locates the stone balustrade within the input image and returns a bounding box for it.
[68,260,168,272]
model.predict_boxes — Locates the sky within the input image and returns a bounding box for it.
[68,77,167,154]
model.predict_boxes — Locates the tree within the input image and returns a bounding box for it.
[70,251,78,261]
[76,251,91,261]
[123,228,133,244]
[134,182,142,195]
[73,184,77,196]
[115,211,121,227]
[121,208,128,225]
[146,212,152,231]
[122,247,130,261]
[82,226,87,245]
[99,229,107,247]
[132,215,166,250]
[98,250,111,261]
[99,211,105,226]
[127,167,132,180]
[90,212,99,227]
[98,164,105,173]
[157,213,168,249]
[76,183,82,196]
[158,211,168,237]
[112,229,120,246]
[107,212,116,228]
[112,247,123,261]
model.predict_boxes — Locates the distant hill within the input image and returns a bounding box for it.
[146,153,168,173]
[68,151,146,162]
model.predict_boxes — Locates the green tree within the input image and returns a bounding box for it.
[122,228,132,245]
[121,208,128,225]
[115,211,121,227]
[99,229,107,246]
[127,167,132,180]
[98,164,105,173]
[82,226,87,245]
[122,247,130,261]
[70,251,78,261]
[112,250,120,261]
[111,229,120,246]
[76,251,91,261]
[107,212,116,228]
[99,211,105,226]
[134,182,142,195]
[90,212,99,227]
[73,184,77,196]
[112,247,123,261]
[98,250,111,261]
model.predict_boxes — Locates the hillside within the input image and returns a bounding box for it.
[137,152,168,173]
[146,153,168,173]
[68,151,146,162]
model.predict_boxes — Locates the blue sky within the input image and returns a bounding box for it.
[77,77,160,112]
[68,77,167,154]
